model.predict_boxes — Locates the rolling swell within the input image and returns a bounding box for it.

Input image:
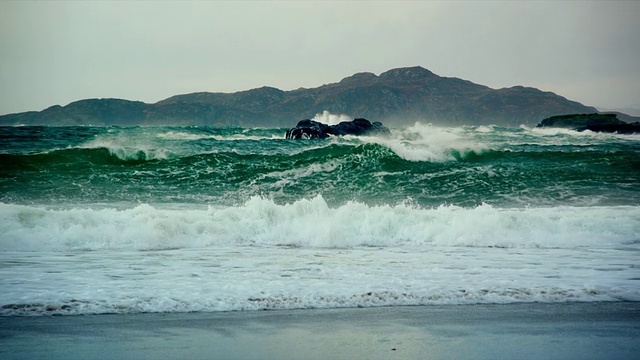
[0,147,161,168]
[1,125,639,207]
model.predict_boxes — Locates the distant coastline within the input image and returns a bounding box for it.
[1,66,638,127]
[537,113,640,134]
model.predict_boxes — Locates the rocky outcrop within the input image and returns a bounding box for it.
[285,118,391,139]
[285,120,331,139]
[537,113,640,134]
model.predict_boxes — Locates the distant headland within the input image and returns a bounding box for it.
[1,66,637,127]
[537,113,640,134]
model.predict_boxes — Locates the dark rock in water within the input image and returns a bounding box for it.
[537,113,640,134]
[285,118,391,139]
[285,120,331,139]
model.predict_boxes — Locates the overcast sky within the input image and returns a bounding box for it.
[1,1,639,116]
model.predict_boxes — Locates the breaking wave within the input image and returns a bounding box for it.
[2,197,638,252]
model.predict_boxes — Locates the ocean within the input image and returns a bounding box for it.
[1,121,639,315]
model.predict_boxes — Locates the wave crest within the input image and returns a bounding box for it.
[362,122,489,162]
[1,197,637,252]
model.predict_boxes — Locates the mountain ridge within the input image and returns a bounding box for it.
[1,66,635,127]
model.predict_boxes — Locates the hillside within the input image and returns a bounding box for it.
[0,66,624,127]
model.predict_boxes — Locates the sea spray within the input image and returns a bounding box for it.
[312,110,353,125]
[360,122,489,162]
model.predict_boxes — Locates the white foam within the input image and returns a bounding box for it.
[362,122,488,162]
[1,197,638,252]
[531,126,640,142]
[157,131,281,141]
[475,125,497,133]
[250,160,342,190]
[156,131,211,141]
[1,243,637,316]
[79,137,175,160]
[2,198,638,315]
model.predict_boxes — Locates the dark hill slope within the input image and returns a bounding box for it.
[0,66,617,127]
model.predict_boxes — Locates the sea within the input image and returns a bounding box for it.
[1,117,639,316]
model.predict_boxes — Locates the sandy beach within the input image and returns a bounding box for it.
[1,302,639,360]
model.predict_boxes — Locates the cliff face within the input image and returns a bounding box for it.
[0,66,613,127]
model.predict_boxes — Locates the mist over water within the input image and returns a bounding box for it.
[1,123,639,315]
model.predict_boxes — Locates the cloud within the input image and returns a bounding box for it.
[1,1,639,114]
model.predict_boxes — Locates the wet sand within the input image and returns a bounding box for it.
[1,302,639,360]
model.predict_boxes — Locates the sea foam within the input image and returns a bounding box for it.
[1,197,637,252]
[361,122,488,162]
[79,137,176,161]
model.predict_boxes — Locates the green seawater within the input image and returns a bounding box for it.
[1,124,639,208]
[2,124,640,315]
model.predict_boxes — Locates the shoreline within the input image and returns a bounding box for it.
[2,302,639,359]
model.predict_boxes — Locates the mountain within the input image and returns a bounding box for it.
[1,66,631,127]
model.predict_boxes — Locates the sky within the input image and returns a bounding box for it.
[1,0,639,116]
